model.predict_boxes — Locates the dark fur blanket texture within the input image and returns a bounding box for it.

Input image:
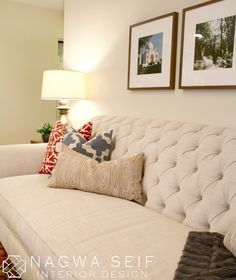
[174,231,236,280]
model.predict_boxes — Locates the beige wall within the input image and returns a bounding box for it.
[0,0,63,144]
[64,0,236,129]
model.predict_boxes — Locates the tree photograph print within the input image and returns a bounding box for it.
[194,15,236,71]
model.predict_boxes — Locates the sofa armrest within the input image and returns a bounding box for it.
[0,143,47,178]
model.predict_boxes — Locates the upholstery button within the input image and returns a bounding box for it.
[205,224,210,230]
[172,161,177,167]
[176,185,180,191]
[161,203,165,209]
[181,212,186,218]
[218,173,223,180]
[225,204,230,211]
[193,167,198,172]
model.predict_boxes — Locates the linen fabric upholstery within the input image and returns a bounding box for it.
[91,115,236,235]
[0,143,47,178]
[39,121,67,175]
[64,130,113,163]
[48,145,144,203]
[224,223,236,257]
[0,174,190,279]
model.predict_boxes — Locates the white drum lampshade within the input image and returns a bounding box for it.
[41,70,86,125]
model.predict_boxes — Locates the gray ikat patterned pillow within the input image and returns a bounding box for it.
[63,130,113,163]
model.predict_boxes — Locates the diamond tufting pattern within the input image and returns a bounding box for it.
[91,115,236,235]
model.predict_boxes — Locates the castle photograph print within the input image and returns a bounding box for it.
[137,32,163,75]
[128,12,178,90]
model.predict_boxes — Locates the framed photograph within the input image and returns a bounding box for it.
[128,12,178,90]
[179,0,236,89]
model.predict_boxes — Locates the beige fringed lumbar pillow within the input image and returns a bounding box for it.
[48,145,144,203]
[224,223,236,257]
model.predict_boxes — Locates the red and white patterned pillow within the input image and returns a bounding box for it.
[39,121,93,175]
[78,121,93,141]
[39,121,67,174]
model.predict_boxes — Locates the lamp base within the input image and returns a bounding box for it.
[57,100,70,126]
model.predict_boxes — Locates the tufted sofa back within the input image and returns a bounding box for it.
[92,115,236,235]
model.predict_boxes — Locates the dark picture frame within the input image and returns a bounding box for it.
[128,12,178,90]
[179,0,236,89]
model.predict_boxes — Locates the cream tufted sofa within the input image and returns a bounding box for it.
[0,115,236,280]
[93,115,236,234]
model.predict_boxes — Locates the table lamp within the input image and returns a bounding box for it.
[41,70,86,125]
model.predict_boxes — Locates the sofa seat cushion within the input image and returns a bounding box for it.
[0,174,190,279]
